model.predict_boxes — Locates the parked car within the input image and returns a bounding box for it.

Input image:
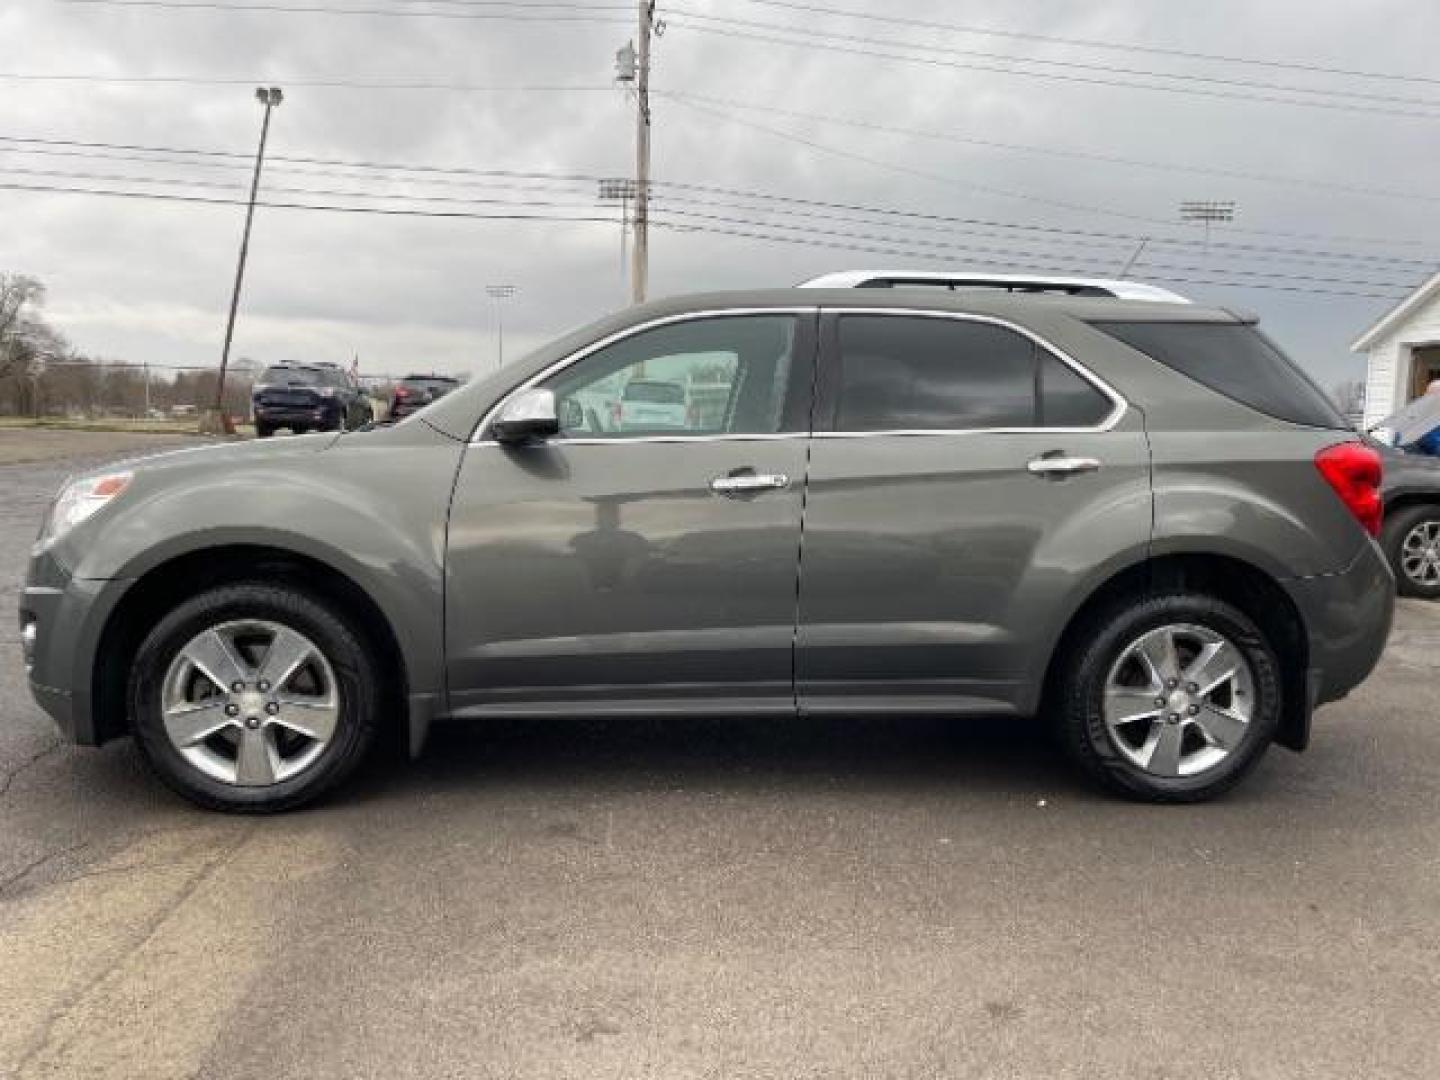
[21,285,1392,812]
[389,374,460,421]
[619,378,688,430]
[252,362,372,436]
[1370,444,1440,598]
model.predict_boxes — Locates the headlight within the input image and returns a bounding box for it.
[43,472,132,542]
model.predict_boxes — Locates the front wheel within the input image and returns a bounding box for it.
[1055,593,1281,802]
[129,582,381,812]
[1382,504,1440,599]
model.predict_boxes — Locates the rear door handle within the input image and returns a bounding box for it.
[710,472,791,496]
[1026,455,1102,478]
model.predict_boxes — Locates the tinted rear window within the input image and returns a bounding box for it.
[624,381,685,404]
[259,366,321,386]
[1091,321,1347,429]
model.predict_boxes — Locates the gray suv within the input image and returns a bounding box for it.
[19,289,1393,811]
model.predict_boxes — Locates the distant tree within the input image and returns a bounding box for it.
[0,273,47,384]
[1331,379,1366,418]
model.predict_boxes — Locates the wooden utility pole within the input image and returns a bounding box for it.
[631,0,653,305]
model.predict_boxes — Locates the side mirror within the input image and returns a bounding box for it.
[493,387,560,444]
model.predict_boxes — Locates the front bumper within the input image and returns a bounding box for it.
[19,548,128,745]
[1284,537,1395,707]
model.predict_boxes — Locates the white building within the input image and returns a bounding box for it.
[1355,270,1440,430]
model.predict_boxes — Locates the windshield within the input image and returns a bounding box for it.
[623,380,685,404]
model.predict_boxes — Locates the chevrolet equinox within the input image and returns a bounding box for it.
[20,287,1394,811]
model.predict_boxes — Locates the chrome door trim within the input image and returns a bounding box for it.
[471,304,1131,445]
[471,307,819,445]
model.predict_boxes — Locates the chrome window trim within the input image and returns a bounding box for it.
[821,307,1129,435]
[471,307,817,444]
[470,304,1129,445]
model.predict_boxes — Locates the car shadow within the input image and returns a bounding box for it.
[350,712,1094,805]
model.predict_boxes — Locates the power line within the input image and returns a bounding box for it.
[732,0,1440,88]
[664,16,1440,121]
[2,131,1434,266]
[0,71,613,91]
[667,97,1440,252]
[662,90,1440,208]
[668,9,1440,113]
[59,0,631,19]
[0,171,1421,295]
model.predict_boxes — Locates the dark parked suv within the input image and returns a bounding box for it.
[252,362,372,436]
[20,287,1392,811]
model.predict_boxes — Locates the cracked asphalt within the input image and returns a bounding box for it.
[2,429,1439,1079]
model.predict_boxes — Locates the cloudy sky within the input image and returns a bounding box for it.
[1,0,1436,389]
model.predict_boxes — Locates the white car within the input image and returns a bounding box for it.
[619,379,689,430]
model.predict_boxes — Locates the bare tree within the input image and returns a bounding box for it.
[0,273,47,382]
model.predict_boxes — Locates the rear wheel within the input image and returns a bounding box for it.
[255,422,274,438]
[129,582,380,812]
[1382,503,1440,599]
[1055,592,1280,802]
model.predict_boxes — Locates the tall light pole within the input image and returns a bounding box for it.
[598,177,636,301]
[486,284,516,370]
[214,86,282,433]
[1179,200,1236,249]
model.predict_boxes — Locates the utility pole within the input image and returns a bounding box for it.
[486,284,516,370]
[214,86,283,434]
[632,0,654,304]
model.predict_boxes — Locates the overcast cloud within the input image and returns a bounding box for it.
[1,0,1436,388]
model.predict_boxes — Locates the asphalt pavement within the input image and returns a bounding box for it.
[1,429,1437,1079]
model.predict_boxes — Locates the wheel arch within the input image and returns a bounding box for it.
[1038,552,1313,752]
[92,543,414,754]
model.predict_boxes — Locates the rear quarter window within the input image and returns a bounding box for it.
[1090,320,1348,429]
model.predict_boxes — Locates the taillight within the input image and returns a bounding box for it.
[1314,442,1383,537]
[395,387,410,398]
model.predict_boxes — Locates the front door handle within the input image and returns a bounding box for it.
[710,472,791,496]
[1026,454,1102,478]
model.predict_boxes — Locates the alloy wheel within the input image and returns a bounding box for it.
[160,619,340,786]
[1399,520,1440,587]
[1102,622,1255,778]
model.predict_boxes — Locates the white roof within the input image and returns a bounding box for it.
[1351,270,1440,352]
[796,270,1191,303]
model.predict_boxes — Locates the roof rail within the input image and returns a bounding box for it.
[796,270,1190,303]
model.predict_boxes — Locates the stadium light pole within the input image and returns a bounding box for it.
[214,86,283,433]
[486,284,517,370]
[1179,200,1236,249]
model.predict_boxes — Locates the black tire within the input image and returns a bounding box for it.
[1054,592,1281,803]
[255,422,274,438]
[128,582,381,813]
[1382,503,1440,599]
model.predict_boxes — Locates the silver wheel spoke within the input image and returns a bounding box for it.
[1137,629,1180,684]
[181,629,251,691]
[257,626,314,690]
[1104,687,1163,727]
[235,726,278,786]
[271,695,339,742]
[1183,640,1242,695]
[163,699,235,747]
[1194,704,1248,750]
[1140,722,1184,777]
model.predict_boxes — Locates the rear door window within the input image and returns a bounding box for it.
[831,315,1114,431]
[1090,320,1348,429]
